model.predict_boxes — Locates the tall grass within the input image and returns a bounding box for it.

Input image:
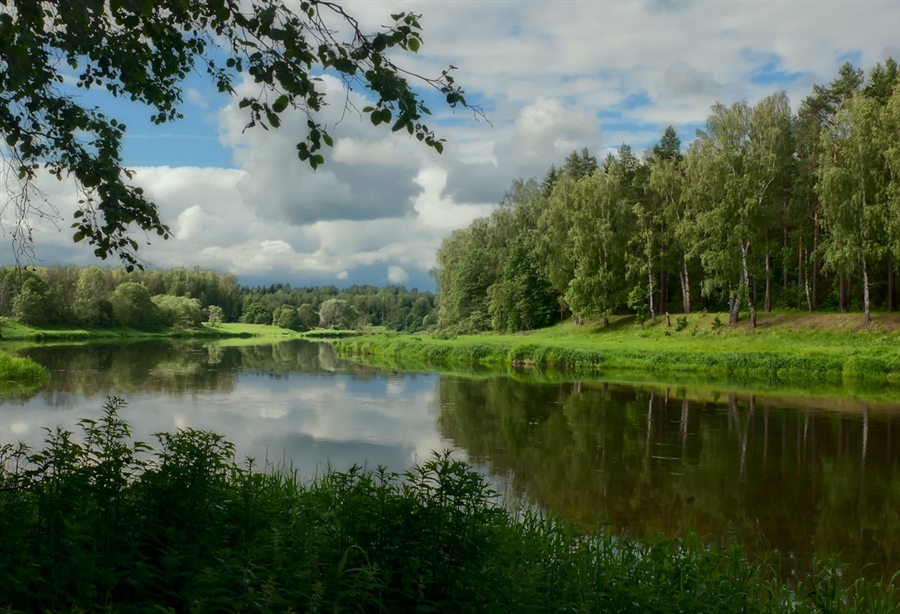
[0,349,48,388]
[1,398,898,613]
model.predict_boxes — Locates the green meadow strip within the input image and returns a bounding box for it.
[2,398,898,613]
[334,320,900,383]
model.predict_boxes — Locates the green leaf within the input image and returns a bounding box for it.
[371,112,383,126]
[408,38,420,53]
[272,95,289,113]
[323,134,334,147]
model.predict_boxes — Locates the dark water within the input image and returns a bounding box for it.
[2,339,899,580]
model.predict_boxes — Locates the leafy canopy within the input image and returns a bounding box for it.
[0,0,473,268]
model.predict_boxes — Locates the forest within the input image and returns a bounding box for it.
[0,265,437,333]
[435,59,900,332]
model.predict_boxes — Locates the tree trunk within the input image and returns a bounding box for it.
[797,236,803,310]
[805,251,813,311]
[647,256,655,322]
[889,261,895,312]
[783,212,789,292]
[862,258,871,327]
[840,273,847,313]
[764,228,772,313]
[603,311,609,328]
[742,241,756,329]
[681,257,691,314]
[812,210,820,310]
[729,287,741,326]
[659,241,667,314]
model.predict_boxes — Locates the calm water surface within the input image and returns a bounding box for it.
[2,338,899,580]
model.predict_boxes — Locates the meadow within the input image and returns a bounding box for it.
[335,312,900,382]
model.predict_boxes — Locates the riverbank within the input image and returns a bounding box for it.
[0,321,308,342]
[1,398,896,613]
[335,311,900,381]
[0,321,367,343]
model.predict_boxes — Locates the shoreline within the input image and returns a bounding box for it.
[333,311,900,383]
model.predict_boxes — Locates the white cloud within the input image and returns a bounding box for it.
[3,0,898,288]
[387,266,409,285]
[218,74,424,225]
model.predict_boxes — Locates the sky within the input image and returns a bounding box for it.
[2,0,899,290]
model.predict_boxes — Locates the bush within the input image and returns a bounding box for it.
[109,282,161,329]
[272,304,302,331]
[152,294,203,328]
[675,315,689,332]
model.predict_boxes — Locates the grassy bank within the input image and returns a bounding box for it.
[1,399,897,613]
[0,321,308,342]
[335,311,900,382]
[0,321,362,343]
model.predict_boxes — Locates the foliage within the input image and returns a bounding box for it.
[151,294,203,329]
[319,298,358,330]
[108,282,160,329]
[239,298,273,325]
[296,303,320,330]
[488,239,555,332]
[272,304,301,331]
[0,0,472,268]
[206,304,225,326]
[2,399,898,612]
[0,265,436,333]
[432,59,900,331]
[627,285,651,327]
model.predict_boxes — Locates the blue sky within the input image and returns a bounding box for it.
[2,0,899,290]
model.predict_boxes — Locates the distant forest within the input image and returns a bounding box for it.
[0,265,436,332]
[435,58,900,331]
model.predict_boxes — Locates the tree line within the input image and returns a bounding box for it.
[434,59,900,331]
[0,266,436,332]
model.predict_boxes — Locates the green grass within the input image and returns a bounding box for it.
[335,312,900,383]
[0,321,358,343]
[2,398,898,613]
[0,350,48,395]
[0,320,240,341]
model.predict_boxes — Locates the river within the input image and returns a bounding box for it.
[1,338,898,581]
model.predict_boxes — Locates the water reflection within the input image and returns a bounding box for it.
[436,377,900,581]
[0,340,447,476]
[2,339,899,581]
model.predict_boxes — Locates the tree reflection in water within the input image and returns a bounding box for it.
[436,376,900,581]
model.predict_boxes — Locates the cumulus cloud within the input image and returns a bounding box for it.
[663,61,725,100]
[3,0,898,289]
[387,266,409,285]
[442,98,602,204]
[218,74,424,225]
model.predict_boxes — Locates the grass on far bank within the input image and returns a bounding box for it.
[0,320,359,344]
[2,398,897,614]
[335,310,900,382]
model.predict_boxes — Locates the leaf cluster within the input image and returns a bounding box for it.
[0,0,474,268]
